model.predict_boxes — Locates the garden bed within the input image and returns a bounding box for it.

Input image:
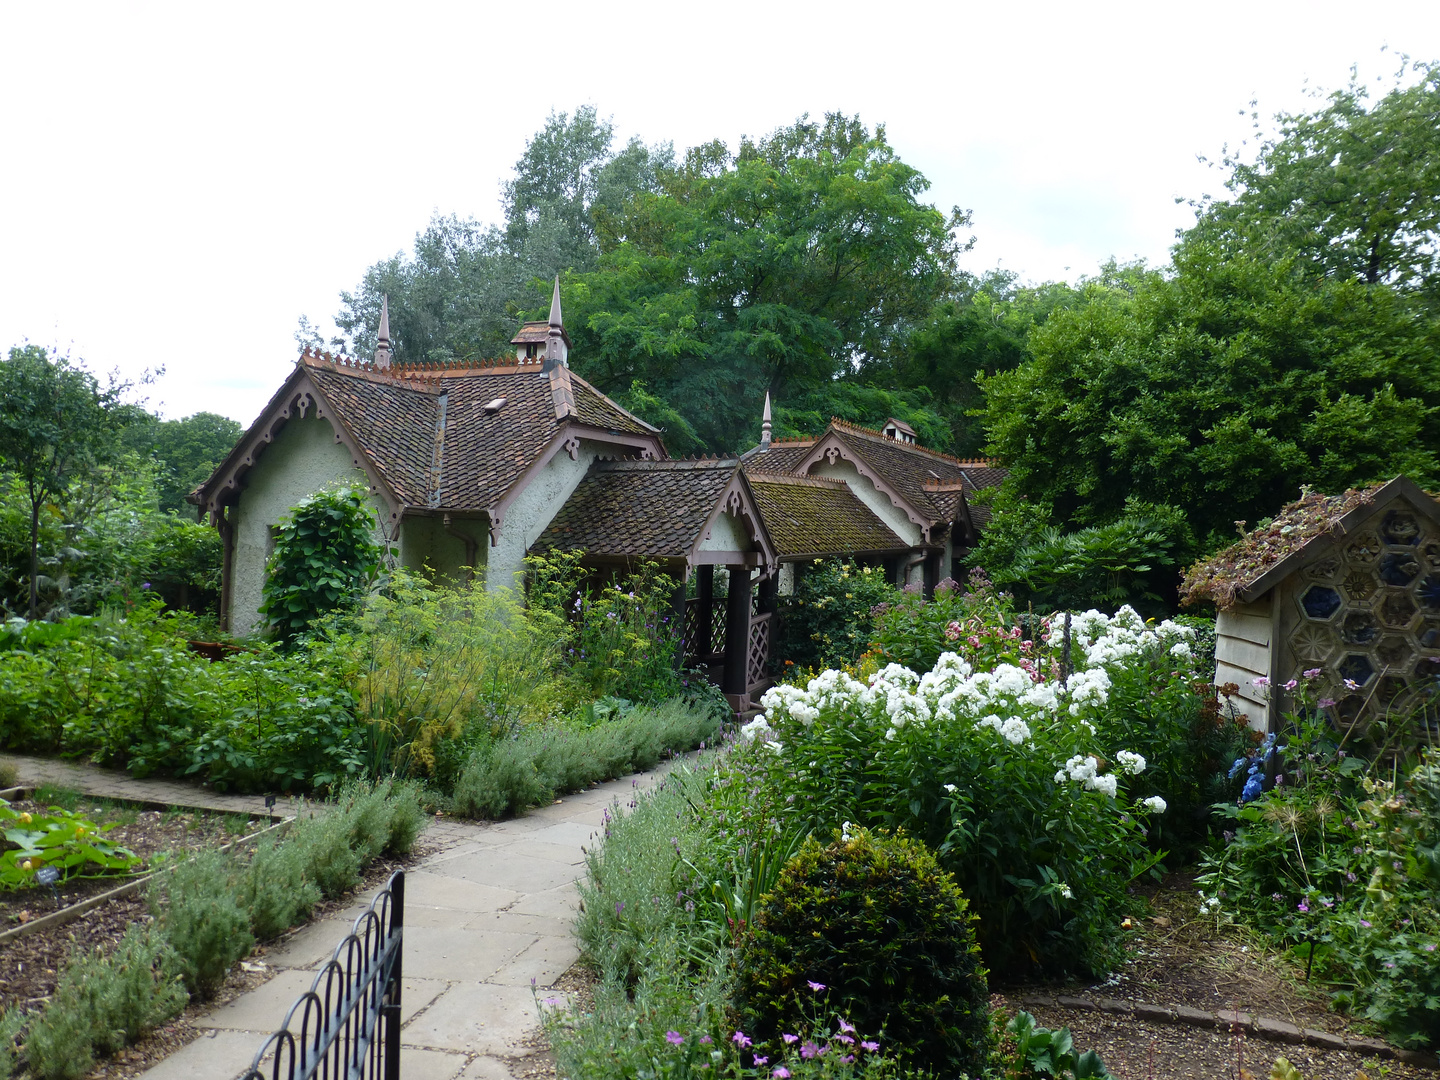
[1,794,273,1013]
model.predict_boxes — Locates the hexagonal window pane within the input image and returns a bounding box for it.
[1334,693,1366,724]
[1292,622,1338,666]
[1338,653,1376,687]
[1341,611,1378,645]
[1420,575,1440,612]
[1379,551,1422,587]
[1375,635,1413,671]
[1416,656,1440,681]
[1419,617,1440,650]
[1340,570,1378,603]
[1379,590,1419,629]
[1375,675,1408,704]
[1300,585,1343,621]
[1345,533,1383,564]
[1381,508,1422,546]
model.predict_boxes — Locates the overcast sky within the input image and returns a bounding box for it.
[3,2,1437,427]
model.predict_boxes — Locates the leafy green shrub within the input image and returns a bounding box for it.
[241,835,320,941]
[736,828,989,1078]
[331,777,426,859]
[452,735,553,819]
[149,850,255,999]
[259,485,383,644]
[774,559,897,671]
[0,759,15,789]
[997,1011,1116,1080]
[290,811,363,899]
[1,797,141,889]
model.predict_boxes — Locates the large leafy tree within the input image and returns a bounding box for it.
[308,107,672,365]
[560,114,969,451]
[1193,59,1440,297]
[123,411,243,514]
[0,346,137,616]
[980,245,1440,552]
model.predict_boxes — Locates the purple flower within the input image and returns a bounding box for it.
[782,1034,799,1045]
[732,1031,752,1048]
[807,980,826,992]
[753,1056,769,1066]
[836,1034,855,1045]
[1298,901,1310,913]
[700,1036,712,1045]
[840,1055,856,1064]
[1318,697,1336,709]
[1360,919,1372,928]
[615,901,625,916]
[1283,678,1298,691]
[1426,944,1436,952]
[1303,667,1322,678]
[800,1041,820,1059]
[861,1041,880,1052]
[773,1069,791,1079]
[838,1019,856,1033]
[1253,676,1270,688]
[666,1031,684,1046]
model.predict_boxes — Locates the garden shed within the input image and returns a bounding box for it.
[1180,476,1440,740]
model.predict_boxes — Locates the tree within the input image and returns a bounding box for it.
[0,346,134,617]
[123,411,243,514]
[979,246,1440,552]
[310,107,671,365]
[560,113,970,451]
[1194,59,1440,298]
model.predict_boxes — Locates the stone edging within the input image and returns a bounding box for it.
[1019,995,1439,1071]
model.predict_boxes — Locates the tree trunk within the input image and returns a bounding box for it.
[27,497,40,619]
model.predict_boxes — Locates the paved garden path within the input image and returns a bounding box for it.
[3,752,678,1080]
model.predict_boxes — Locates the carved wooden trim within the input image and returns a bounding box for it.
[795,431,932,541]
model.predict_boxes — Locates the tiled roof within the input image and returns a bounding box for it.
[534,459,744,558]
[510,321,550,343]
[743,440,815,472]
[746,472,909,558]
[299,352,656,513]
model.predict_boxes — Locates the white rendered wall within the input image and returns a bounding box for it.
[229,416,381,636]
[488,440,600,595]
[400,515,487,583]
[698,510,749,553]
[811,459,923,547]
[778,562,796,595]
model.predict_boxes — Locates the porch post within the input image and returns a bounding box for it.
[924,552,941,598]
[668,572,687,669]
[722,565,751,696]
[696,565,714,657]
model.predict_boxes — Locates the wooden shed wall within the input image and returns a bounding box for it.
[1215,598,1274,730]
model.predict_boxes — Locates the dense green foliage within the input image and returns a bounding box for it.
[736,828,989,1077]
[774,560,899,672]
[121,411,242,515]
[1199,706,1440,1049]
[260,485,385,644]
[0,797,141,889]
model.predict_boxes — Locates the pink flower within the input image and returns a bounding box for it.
[773,1070,791,1079]
[700,1036,713,1045]
[838,1019,856,1034]
[836,1034,855,1045]
[1298,901,1309,913]
[782,1034,799,1045]
[732,1031,752,1048]
[861,1040,880,1052]
[666,1032,684,1046]
[807,980,826,992]
[801,1041,820,1059]
[1253,676,1270,688]
[1303,667,1322,678]
[1318,698,1336,709]
[1283,679,1298,691]
[753,1056,769,1066]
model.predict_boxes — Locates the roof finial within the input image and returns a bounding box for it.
[760,390,772,450]
[375,295,393,370]
[543,276,569,370]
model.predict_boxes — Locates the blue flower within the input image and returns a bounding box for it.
[1241,776,1264,802]
[1228,758,1246,779]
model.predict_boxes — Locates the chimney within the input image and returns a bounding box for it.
[374,295,393,369]
[760,391,772,451]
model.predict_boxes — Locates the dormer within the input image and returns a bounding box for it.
[881,417,917,444]
[511,321,553,361]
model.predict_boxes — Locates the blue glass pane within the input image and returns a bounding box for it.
[1381,509,1421,546]
[1379,552,1421,587]
[1420,619,1440,650]
[1337,654,1375,687]
[1419,575,1440,612]
[1301,585,1342,620]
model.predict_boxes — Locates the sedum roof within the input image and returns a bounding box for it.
[745,472,911,558]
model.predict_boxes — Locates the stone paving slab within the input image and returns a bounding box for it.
[401,982,547,1056]
[431,850,582,894]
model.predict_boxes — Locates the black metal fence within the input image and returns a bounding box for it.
[242,871,405,1080]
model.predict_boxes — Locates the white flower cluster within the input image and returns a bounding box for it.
[1115,750,1147,775]
[1142,795,1168,814]
[1073,605,1196,669]
[1056,754,1118,798]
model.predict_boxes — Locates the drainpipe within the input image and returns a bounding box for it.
[443,514,478,584]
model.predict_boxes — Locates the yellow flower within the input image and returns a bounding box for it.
[21,860,33,872]
[18,812,31,825]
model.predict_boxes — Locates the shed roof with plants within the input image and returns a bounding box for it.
[745,471,913,559]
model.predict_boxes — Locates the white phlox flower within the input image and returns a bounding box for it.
[739,715,773,741]
[977,714,1003,733]
[1115,750,1147,775]
[1058,883,1074,900]
[764,740,784,754]
[943,783,958,794]
[1142,795,1168,813]
[1169,641,1193,659]
[1090,773,1119,798]
[1064,755,1099,782]
[1000,717,1032,745]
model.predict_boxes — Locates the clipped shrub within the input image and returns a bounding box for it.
[736,828,990,1078]
[290,810,363,899]
[241,835,321,941]
[149,850,254,999]
[452,736,553,820]
[378,778,426,855]
[20,993,92,1080]
[0,758,16,789]
[332,777,427,860]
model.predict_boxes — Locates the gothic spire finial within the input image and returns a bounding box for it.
[375,295,393,370]
[548,275,563,327]
[760,390,772,450]
[544,277,569,370]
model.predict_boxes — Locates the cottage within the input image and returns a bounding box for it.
[193,283,1005,708]
[1181,476,1440,742]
